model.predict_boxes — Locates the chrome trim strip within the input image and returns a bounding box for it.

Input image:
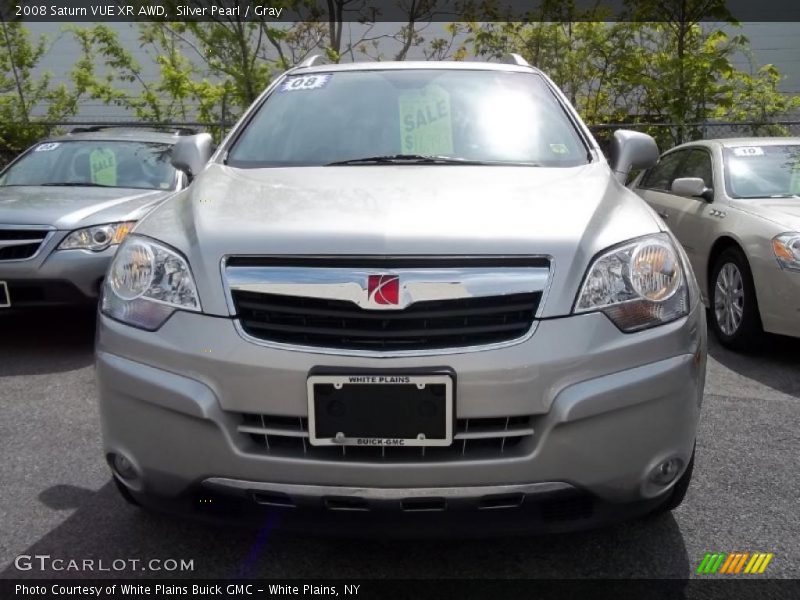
[226,266,549,311]
[238,425,308,438]
[455,427,534,440]
[219,255,553,357]
[202,479,574,500]
[237,424,535,441]
[0,224,56,263]
[0,238,46,248]
[0,281,9,308]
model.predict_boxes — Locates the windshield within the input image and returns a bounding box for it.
[724,144,800,199]
[226,69,588,168]
[0,140,178,190]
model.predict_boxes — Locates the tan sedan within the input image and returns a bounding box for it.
[631,138,800,349]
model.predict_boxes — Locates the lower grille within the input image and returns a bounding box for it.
[0,228,49,261]
[238,413,534,462]
[232,291,541,351]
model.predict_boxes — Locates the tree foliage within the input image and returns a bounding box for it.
[1,0,799,160]
[0,19,82,163]
[463,0,800,149]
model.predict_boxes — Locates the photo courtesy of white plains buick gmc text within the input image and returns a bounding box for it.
[96,55,707,535]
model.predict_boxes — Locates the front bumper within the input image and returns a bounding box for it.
[753,258,800,339]
[96,304,706,528]
[0,232,114,306]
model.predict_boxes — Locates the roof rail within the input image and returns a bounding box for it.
[504,53,530,67]
[68,125,198,136]
[298,54,324,68]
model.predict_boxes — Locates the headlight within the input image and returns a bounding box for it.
[574,234,689,332]
[772,233,800,272]
[59,221,136,251]
[101,236,200,330]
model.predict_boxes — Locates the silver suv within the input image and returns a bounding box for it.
[96,58,707,533]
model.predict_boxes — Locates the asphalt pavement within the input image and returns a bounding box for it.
[0,308,798,579]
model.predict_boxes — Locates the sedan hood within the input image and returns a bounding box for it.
[0,185,173,229]
[137,162,663,316]
[730,197,800,230]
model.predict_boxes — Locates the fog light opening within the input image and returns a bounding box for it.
[650,458,683,485]
[111,453,138,481]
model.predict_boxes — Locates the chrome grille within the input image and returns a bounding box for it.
[237,413,535,462]
[0,227,50,261]
[224,257,551,353]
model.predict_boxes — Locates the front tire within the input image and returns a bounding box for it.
[709,248,762,351]
[112,476,142,507]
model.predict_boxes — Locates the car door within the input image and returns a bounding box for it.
[635,149,688,226]
[658,148,718,271]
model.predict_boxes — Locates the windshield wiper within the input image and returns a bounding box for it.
[40,182,113,187]
[325,154,538,167]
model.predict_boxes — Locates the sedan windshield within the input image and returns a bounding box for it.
[226,69,588,168]
[724,144,800,199]
[0,140,178,190]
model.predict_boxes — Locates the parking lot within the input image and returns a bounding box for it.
[1,308,798,579]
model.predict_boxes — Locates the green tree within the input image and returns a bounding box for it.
[71,23,235,139]
[0,19,82,164]
[464,0,799,150]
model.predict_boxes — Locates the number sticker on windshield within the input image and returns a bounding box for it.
[733,146,765,157]
[34,142,60,152]
[278,74,332,92]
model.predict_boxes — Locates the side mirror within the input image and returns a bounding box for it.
[671,177,714,202]
[171,134,214,179]
[609,130,660,183]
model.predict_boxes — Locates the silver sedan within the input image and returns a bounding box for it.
[631,138,800,349]
[0,128,188,309]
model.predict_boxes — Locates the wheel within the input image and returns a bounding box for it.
[652,447,695,515]
[112,476,142,507]
[709,247,762,350]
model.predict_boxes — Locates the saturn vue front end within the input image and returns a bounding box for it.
[95,59,706,534]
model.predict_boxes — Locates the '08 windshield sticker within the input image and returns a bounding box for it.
[732,146,765,157]
[279,74,332,92]
[34,142,60,152]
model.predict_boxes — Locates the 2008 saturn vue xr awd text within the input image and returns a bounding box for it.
[95,56,707,534]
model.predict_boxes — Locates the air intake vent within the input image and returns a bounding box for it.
[232,291,541,351]
[0,228,49,261]
[237,413,534,462]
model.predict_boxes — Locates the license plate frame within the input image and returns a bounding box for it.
[307,373,454,447]
[0,281,9,308]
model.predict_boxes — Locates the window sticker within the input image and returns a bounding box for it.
[278,74,332,92]
[732,146,765,157]
[399,84,454,156]
[34,142,60,152]
[89,148,117,186]
[550,143,569,155]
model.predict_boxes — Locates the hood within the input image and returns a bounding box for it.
[0,185,173,229]
[136,162,663,316]
[729,197,800,231]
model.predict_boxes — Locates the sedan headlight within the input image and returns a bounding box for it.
[101,236,200,330]
[772,233,800,272]
[574,234,689,332]
[59,221,136,251]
